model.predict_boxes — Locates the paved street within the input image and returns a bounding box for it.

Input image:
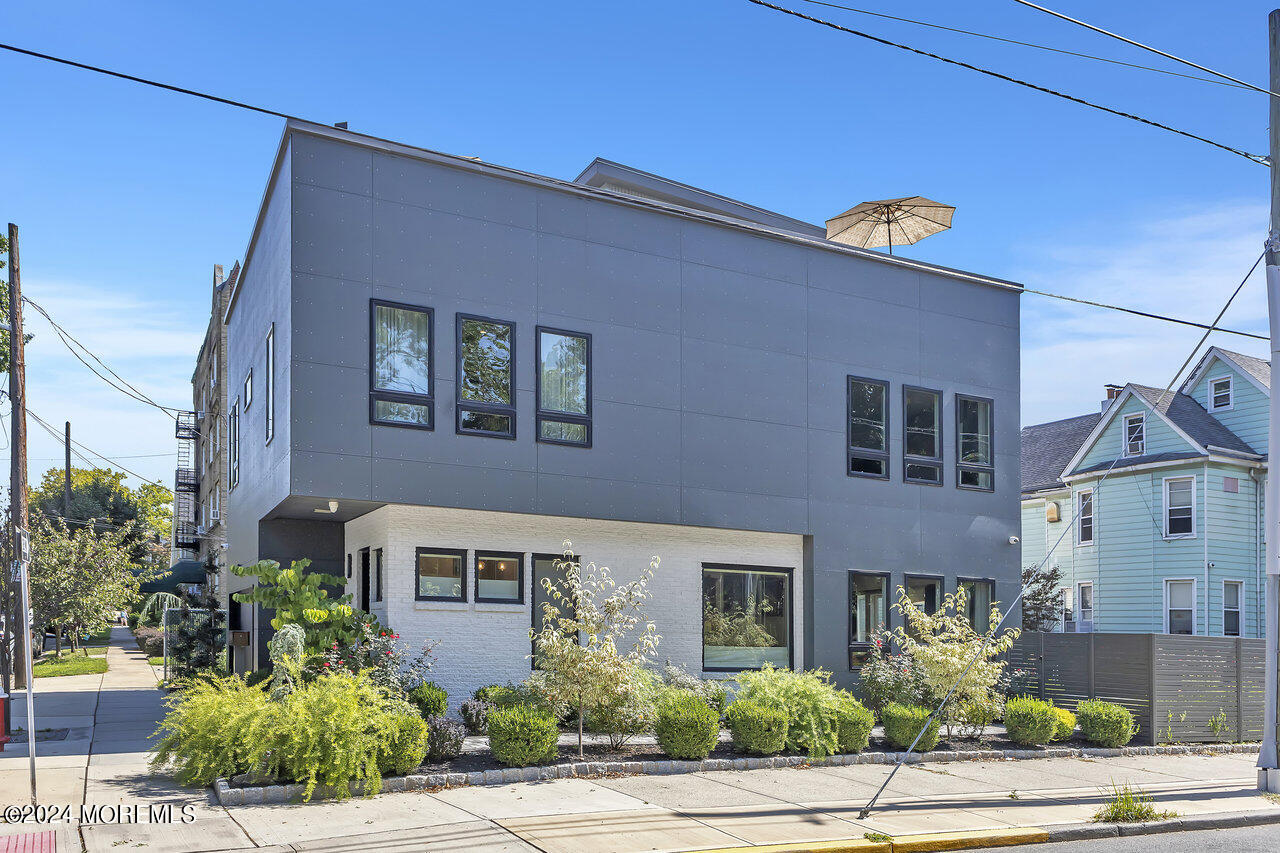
[2,629,1278,852]
[973,824,1280,853]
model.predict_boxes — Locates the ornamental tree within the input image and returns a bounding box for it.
[231,558,364,652]
[529,542,662,758]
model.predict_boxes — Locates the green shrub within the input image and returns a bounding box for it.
[1003,696,1057,746]
[724,700,787,755]
[476,683,552,714]
[127,612,139,629]
[376,712,429,776]
[133,627,165,657]
[409,682,448,718]
[425,716,466,762]
[488,704,559,767]
[1076,700,1136,748]
[150,676,274,788]
[833,692,875,754]
[460,699,490,734]
[1052,706,1077,742]
[660,664,730,715]
[243,669,272,688]
[733,664,843,758]
[881,703,939,751]
[585,664,660,748]
[655,693,720,760]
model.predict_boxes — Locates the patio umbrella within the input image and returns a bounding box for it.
[825,196,955,255]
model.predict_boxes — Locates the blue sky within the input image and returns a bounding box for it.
[1,0,1275,488]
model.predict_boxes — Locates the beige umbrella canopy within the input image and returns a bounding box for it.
[825,196,955,255]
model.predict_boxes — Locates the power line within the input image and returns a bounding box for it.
[796,0,1251,89]
[26,409,171,492]
[744,0,1266,165]
[1007,0,1280,98]
[0,43,300,121]
[1022,286,1267,341]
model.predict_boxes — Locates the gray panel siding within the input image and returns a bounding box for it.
[234,130,1022,683]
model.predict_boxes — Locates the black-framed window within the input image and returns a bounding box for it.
[702,563,793,672]
[475,551,524,604]
[904,575,941,616]
[374,548,383,603]
[457,314,515,438]
[415,547,467,602]
[847,376,889,479]
[958,578,995,634]
[536,327,591,447]
[955,394,994,491]
[371,299,434,429]
[849,571,889,668]
[532,552,581,666]
[903,386,942,485]
[228,400,240,488]
[265,324,275,443]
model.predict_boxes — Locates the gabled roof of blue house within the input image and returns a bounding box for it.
[1127,384,1256,455]
[1021,412,1102,492]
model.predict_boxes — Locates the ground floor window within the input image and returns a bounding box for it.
[475,551,523,603]
[904,576,940,615]
[1165,579,1195,635]
[702,564,792,671]
[1224,580,1242,637]
[416,548,466,601]
[1077,582,1094,628]
[531,553,579,667]
[958,578,994,633]
[849,571,888,668]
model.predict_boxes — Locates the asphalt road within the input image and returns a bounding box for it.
[978,825,1280,852]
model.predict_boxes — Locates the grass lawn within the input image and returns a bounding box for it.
[33,655,108,678]
[82,625,113,645]
[147,656,165,666]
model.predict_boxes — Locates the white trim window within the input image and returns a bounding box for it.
[1165,578,1196,634]
[265,324,275,444]
[1209,375,1233,411]
[1122,413,1145,457]
[1059,587,1073,631]
[1163,476,1196,538]
[1076,489,1094,546]
[1223,580,1242,637]
[1076,582,1094,629]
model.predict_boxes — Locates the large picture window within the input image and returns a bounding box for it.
[849,571,888,668]
[415,548,466,602]
[955,394,994,491]
[457,314,515,438]
[371,299,434,429]
[847,377,889,479]
[537,327,591,447]
[475,551,524,603]
[702,564,792,671]
[903,386,942,485]
[1164,476,1195,538]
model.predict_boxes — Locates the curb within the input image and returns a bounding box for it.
[211,741,1262,806]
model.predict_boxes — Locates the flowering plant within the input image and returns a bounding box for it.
[314,620,438,694]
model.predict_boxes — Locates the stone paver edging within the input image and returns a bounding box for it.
[211,741,1261,806]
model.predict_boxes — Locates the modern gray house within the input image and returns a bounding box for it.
[221,119,1023,696]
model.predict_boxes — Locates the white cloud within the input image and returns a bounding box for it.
[1017,201,1270,426]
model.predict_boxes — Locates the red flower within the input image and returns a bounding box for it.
[322,662,330,668]
[385,650,392,656]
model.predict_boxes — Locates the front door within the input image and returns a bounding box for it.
[359,548,371,612]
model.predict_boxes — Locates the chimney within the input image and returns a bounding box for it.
[1102,383,1124,412]
[213,263,224,287]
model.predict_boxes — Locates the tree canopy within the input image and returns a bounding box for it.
[30,466,171,567]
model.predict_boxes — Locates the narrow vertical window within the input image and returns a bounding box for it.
[457,314,515,438]
[1077,582,1094,627]
[848,571,888,667]
[1166,579,1195,634]
[1123,413,1145,457]
[955,394,994,491]
[536,327,591,446]
[1077,489,1094,545]
[374,548,383,603]
[847,377,889,479]
[903,386,942,485]
[1164,476,1195,538]
[371,299,434,429]
[244,369,253,409]
[264,324,275,443]
[229,400,240,488]
[1210,376,1232,411]
[1223,580,1241,637]
[958,579,995,633]
[1060,587,1074,631]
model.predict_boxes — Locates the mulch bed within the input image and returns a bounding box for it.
[418,740,741,775]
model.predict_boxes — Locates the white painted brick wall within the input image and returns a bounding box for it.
[343,505,804,710]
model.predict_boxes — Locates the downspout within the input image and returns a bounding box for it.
[1254,469,1264,639]
[1204,461,1211,636]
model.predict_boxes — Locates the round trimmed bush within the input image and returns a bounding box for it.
[409,682,448,718]
[376,712,429,776]
[655,694,720,760]
[833,692,875,754]
[725,700,787,755]
[488,704,559,767]
[1076,700,1135,748]
[425,716,466,762]
[1003,696,1057,746]
[1051,706,1077,742]
[881,703,940,751]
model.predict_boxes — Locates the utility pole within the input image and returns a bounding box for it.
[6,223,35,801]
[1262,9,1280,795]
[64,421,72,518]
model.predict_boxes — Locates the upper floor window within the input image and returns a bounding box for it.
[537,327,591,447]
[264,324,275,443]
[1077,489,1094,545]
[847,377,889,479]
[371,300,434,429]
[457,314,515,438]
[1164,476,1195,538]
[1209,376,1233,411]
[229,400,240,488]
[210,344,218,389]
[244,369,253,409]
[1123,413,1145,457]
[1223,580,1242,637]
[903,386,942,485]
[955,394,994,491]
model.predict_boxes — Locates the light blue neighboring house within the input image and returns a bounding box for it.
[1020,347,1269,638]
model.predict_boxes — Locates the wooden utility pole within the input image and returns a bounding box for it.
[64,421,72,518]
[1261,9,1280,794]
[7,224,28,691]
